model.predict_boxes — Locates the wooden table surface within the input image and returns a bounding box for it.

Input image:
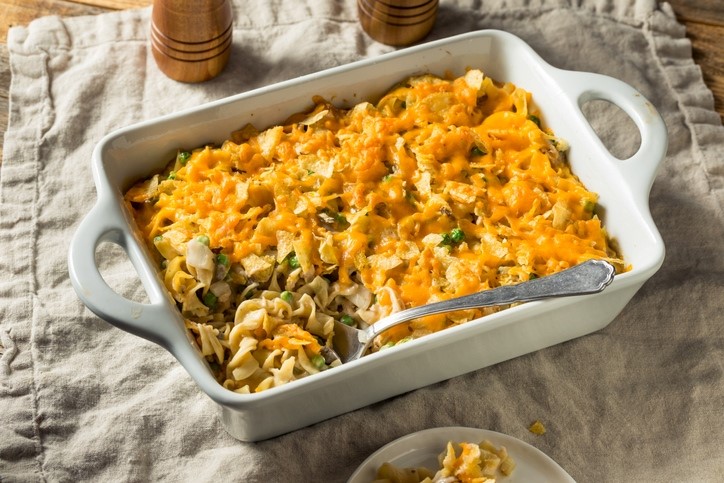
[1,0,722,163]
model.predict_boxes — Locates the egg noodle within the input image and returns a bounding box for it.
[125,69,625,393]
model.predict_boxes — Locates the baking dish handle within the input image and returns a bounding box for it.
[553,70,668,197]
[68,200,176,347]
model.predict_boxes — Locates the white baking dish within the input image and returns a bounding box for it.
[67,30,667,442]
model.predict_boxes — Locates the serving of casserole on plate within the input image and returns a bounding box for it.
[68,30,666,441]
[348,426,576,483]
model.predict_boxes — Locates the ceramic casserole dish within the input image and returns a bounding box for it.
[68,30,667,442]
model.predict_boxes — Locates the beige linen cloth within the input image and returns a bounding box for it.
[1,0,722,481]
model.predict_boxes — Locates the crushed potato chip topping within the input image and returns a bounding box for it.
[529,420,547,435]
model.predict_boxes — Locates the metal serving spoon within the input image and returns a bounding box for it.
[331,259,615,363]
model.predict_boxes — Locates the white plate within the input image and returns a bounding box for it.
[348,426,576,483]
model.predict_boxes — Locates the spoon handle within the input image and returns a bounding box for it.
[365,259,615,340]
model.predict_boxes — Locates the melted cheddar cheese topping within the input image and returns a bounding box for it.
[125,70,624,393]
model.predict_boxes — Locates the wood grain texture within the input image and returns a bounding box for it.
[684,22,724,119]
[150,0,232,82]
[666,0,724,122]
[665,0,724,27]
[358,0,439,46]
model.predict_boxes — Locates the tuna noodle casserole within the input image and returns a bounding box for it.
[125,69,624,393]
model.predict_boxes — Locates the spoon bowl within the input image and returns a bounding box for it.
[332,259,616,363]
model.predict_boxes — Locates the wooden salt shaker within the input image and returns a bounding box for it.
[150,0,233,83]
[357,0,438,46]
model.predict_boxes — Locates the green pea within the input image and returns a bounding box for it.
[470,145,487,157]
[280,291,293,304]
[311,354,326,370]
[196,235,210,246]
[450,228,465,243]
[287,253,300,269]
[340,314,355,326]
[177,151,191,165]
[216,253,229,266]
[203,292,218,309]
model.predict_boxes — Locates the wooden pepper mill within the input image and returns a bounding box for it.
[150,0,233,83]
[357,0,438,46]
